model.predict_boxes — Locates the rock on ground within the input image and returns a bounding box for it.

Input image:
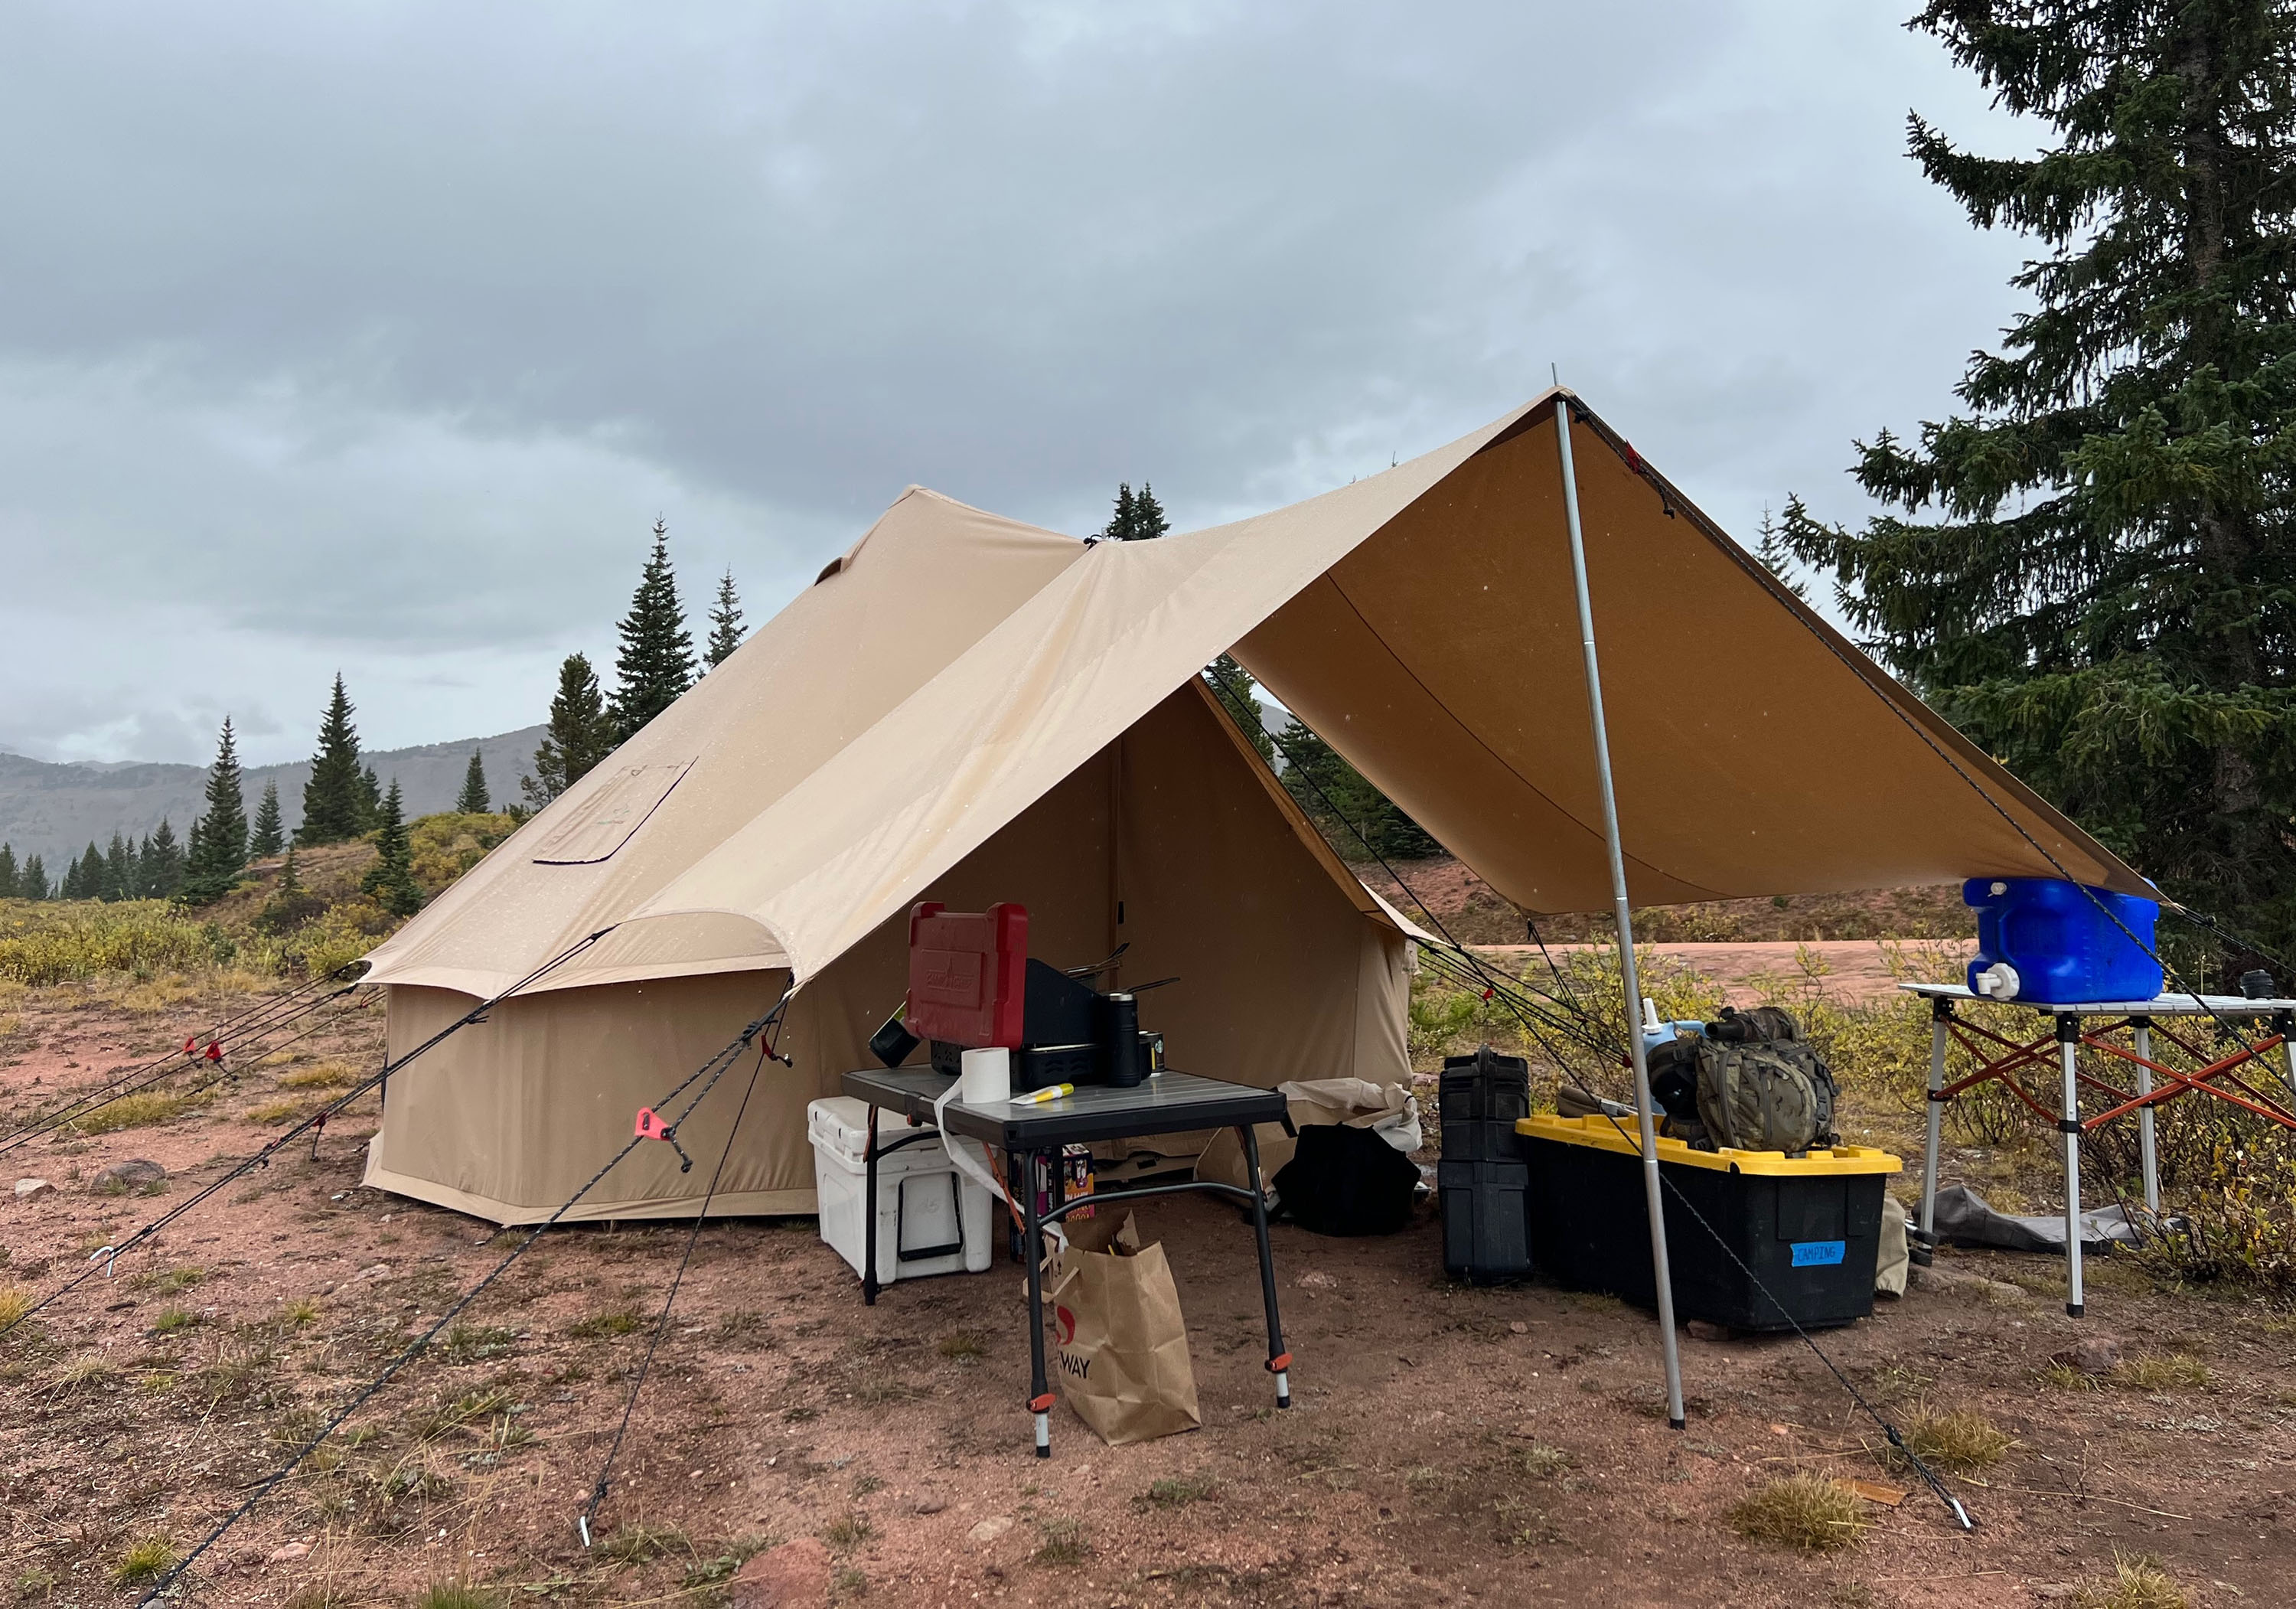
[731,1538,830,1609]
[12,1178,54,1199]
[89,1158,166,1193]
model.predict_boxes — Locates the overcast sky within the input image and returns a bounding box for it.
[0,2,2034,767]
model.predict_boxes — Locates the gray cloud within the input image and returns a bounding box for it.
[0,2,2035,763]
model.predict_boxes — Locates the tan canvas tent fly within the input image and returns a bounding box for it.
[360,389,2143,1224]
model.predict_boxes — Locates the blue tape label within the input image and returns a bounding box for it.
[1791,1239,1847,1267]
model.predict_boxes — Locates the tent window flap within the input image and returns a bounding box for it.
[530,761,694,865]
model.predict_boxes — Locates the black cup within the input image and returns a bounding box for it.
[1095,992,1144,1087]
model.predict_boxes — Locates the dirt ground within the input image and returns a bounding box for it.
[2,976,2292,1608]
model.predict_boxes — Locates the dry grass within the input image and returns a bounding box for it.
[2040,1359,2103,1392]
[2071,1552,2190,1609]
[279,1060,357,1089]
[2111,1353,2210,1392]
[1029,1517,1089,1566]
[937,1329,987,1361]
[563,1304,645,1340]
[1887,1405,2013,1477]
[1139,1474,1218,1509]
[1727,1473,1867,1552]
[243,1096,308,1124]
[111,1535,177,1585]
[76,1087,210,1134]
[823,1513,876,1550]
[0,1283,35,1331]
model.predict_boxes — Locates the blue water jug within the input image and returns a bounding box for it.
[1962,878,2162,1005]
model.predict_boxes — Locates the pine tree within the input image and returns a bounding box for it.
[146,819,184,899]
[1782,2,2296,971]
[249,780,285,857]
[1275,718,1443,861]
[359,765,383,832]
[523,652,619,808]
[103,834,132,902]
[455,749,491,814]
[704,569,746,668]
[360,779,424,916]
[1203,655,1276,764]
[1099,482,1172,543]
[181,716,250,906]
[610,518,696,740]
[0,844,16,900]
[20,855,47,901]
[277,844,302,896]
[65,842,101,900]
[299,674,368,845]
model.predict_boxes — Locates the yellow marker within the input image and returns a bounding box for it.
[1015,1083,1075,1105]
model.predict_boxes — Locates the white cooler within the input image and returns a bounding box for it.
[807,1096,993,1284]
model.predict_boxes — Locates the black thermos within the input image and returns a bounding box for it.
[1095,992,1144,1087]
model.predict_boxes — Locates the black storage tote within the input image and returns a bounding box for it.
[1518,1114,1900,1332]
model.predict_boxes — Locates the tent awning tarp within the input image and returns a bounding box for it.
[364,389,2141,1000]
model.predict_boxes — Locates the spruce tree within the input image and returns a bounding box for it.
[20,854,47,901]
[104,834,132,901]
[522,652,618,807]
[1275,717,1443,861]
[299,674,368,844]
[610,518,696,740]
[358,765,383,832]
[1098,482,1172,543]
[1783,2,2296,971]
[147,819,184,899]
[66,843,101,899]
[455,749,491,814]
[360,779,424,916]
[0,844,15,899]
[704,569,745,668]
[249,780,285,857]
[181,716,250,905]
[1204,655,1277,763]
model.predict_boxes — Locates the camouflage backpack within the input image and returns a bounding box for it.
[1693,1006,1838,1157]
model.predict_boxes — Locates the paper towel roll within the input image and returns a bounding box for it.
[959,1046,1011,1105]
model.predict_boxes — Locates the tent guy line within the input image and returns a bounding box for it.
[135,984,799,1607]
[0,927,617,1343]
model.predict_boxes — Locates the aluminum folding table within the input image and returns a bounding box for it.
[839,1066,1293,1457]
[1904,981,2296,1317]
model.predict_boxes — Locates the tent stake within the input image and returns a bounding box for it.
[1554,393,1687,1429]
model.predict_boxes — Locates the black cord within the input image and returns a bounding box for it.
[0,985,367,1160]
[0,929,615,1340]
[579,1033,776,1545]
[134,980,796,1606]
[0,966,360,1150]
[1584,1104,1972,1530]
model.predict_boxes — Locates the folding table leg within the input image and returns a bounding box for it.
[2278,1011,2296,1109]
[2057,1015,2085,1318]
[863,1105,881,1307]
[1240,1124,1291,1409]
[2132,1017,2159,1216]
[1920,999,1951,1242]
[1021,1148,1053,1458]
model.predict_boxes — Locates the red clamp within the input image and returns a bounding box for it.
[1029,1392,1057,1413]
[182,1035,199,1058]
[1266,1352,1293,1373]
[634,1108,670,1141]
[204,1040,223,1063]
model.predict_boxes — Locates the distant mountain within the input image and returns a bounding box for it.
[0,726,546,870]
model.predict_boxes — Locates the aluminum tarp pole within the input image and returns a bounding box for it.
[1554,393,1685,1428]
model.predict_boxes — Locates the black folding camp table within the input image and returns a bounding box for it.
[839,1066,1293,1457]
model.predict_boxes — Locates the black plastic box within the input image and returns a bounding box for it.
[1439,1157,1531,1284]
[1440,1119,1522,1163]
[1518,1115,1899,1332]
[1440,1046,1530,1125]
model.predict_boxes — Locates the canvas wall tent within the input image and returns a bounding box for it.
[360,387,2144,1225]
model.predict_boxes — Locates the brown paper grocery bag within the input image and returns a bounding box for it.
[1044,1210,1200,1445]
